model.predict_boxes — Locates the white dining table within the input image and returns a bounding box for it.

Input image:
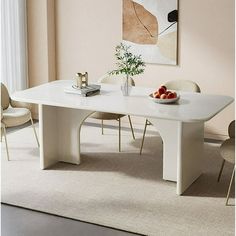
[12,80,234,195]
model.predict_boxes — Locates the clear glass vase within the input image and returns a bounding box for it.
[121,75,132,96]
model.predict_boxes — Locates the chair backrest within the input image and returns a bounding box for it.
[228,120,235,138]
[98,73,135,86]
[164,80,201,93]
[1,83,10,110]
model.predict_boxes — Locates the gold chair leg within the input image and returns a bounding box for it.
[128,115,135,140]
[226,167,235,206]
[140,119,149,155]
[3,125,10,161]
[0,127,2,142]
[217,159,225,182]
[118,118,121,152]
[30,117,40,147]
[101,119,104,135]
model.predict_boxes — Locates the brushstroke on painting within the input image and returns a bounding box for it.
[123,0,178,65]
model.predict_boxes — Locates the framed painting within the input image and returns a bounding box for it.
[123,0,178,65]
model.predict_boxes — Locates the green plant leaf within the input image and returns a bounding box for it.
[109,42,146,77]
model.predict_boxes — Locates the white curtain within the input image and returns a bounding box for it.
[0,0,28,94]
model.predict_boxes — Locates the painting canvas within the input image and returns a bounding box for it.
[123,0,178,65]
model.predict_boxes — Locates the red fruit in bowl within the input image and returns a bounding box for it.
[152,91,158,97]
[154,92,160,98]
[160,94,167,99]
[167,92,175,99]
[165,90,171,95]
[161,85,167,91]
[173,92,177,98]
[158,87,166,95]
[152,91,160,98]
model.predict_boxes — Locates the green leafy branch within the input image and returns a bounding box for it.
[109,43,145,77]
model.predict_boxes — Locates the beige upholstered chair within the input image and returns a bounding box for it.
[90,74,135,152]
[140,80,201,154]
[217,120,235,206]
[1,83,39,160]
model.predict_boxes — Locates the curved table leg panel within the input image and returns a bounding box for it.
[177,122,204,195]
[149,118,179,182]
[39,105,93,169]
[149,118,204,195]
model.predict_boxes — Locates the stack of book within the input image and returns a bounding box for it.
[64,84,101,97]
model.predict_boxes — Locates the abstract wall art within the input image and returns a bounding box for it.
[123,0,178,65]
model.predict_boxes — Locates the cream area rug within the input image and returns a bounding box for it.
[1,121,235,236]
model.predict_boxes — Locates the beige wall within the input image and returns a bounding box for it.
[27,0,56,87]
[27,0,56,117]
[28,0,235,137]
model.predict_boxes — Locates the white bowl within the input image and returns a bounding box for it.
[149,93,180,104]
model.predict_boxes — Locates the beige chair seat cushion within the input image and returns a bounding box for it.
[10,99,32,110]
[164,80,201,93]
[97,74,135,86]
[90,112,125,120]
[2,107,31,127]
[89,74,135,122]
[228,120,235,138]
[1,83,10,109]
[220,138,235,164]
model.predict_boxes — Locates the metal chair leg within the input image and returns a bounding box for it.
[128,115,135,140]
[118,118,121,152]
[0,127,2,142]
[3,125,10,161]
[101,119,104,135]
[226,167,235,206]
[140,119,149,155]
[217,159,225,182]
[30,117,40,147]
